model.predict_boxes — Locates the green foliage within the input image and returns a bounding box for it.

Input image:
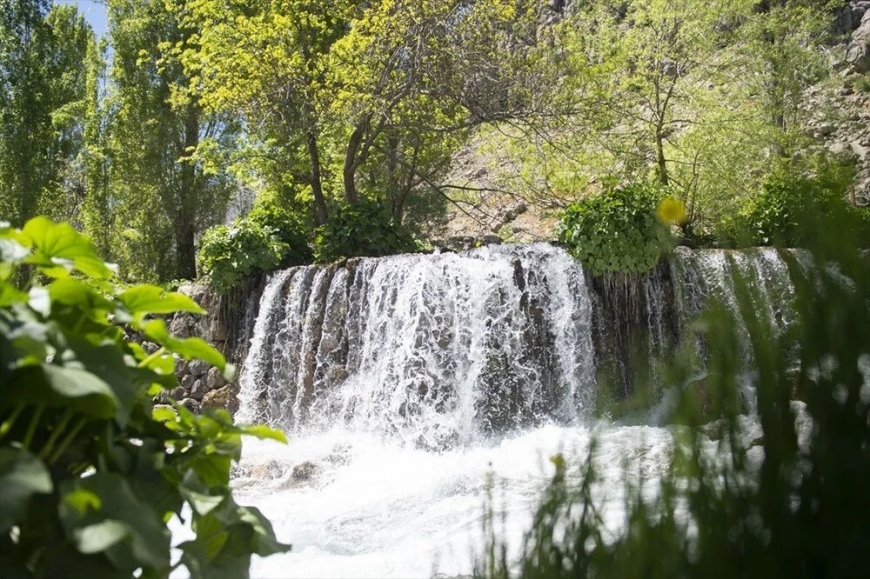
[246,198,313,267]
[0,217,290,578]
[478,211,870,579]
[724,159,869,248]
[313,200,418,263]
[198,219,289,294]
[557,183,671,275]
[103,0,238,282]
[0,1,94,226]
[854,74,870,94]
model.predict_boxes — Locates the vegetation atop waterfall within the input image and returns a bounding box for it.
[2,0,868,290]
[557,183,670,275]
[0,218,289,577]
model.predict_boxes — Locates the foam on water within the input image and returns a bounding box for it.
[233,423,676,578]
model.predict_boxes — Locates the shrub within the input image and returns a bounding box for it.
[557,183,671,275]
[313,200,418,263]
[198,219,288,294]
[0,217,289,578]
[246,199,313,267]
[726,158,869,249]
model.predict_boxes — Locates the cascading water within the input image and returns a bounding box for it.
[670,246,801,364]
[227,243,802,578]
[237,243,596,447]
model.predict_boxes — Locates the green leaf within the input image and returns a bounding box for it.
[142,319,226,371]
[63,488,102,515]
[60,473,170,569]
[68,341,139,427]
[4,364,119,419]
[237,424,288,444]
[22,217,116,279]
[74,520,130,554]
[0,447,53,533]
[0,283,28,306]
[49,278,114,321]
[118,285,205,320]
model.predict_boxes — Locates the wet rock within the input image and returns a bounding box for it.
[188,359,209,377]
[431,235,503,252]
[180,398,200,413]
[291,461,320,482]
[250,460,283,479]
[190,379,207,401]
[205,366,226,391]
[210,319,228,342]
[201,385,231,410]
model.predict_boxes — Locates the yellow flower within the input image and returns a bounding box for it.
[657,197,687,225]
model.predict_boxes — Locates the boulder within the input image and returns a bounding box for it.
[170,386,186,400]
[291,461,320,482]
[201,385,231,410]
[180,398,201,413]
[181,373,196,390]
[250,460,284,480]
[188,359,210,377]
[205,366,226,391]
[175,358,189,378]
[190,379,207,401]
[846,11,870,73]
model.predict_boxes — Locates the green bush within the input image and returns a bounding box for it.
[557,183,670,275]
[246,199,313,267]
[313,200,418,263]
[725,159,869,249]
[0,217,290,578]
[198,219,288,294]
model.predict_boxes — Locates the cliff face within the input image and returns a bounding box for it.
[805,2,870,207]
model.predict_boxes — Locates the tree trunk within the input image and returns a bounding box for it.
[175,106,200,279]
[307,131,329,226]
[175,218,197,279]
[655,132,669,187]
[343,124,365,206]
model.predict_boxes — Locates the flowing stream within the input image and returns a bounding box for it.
[228,243,800,578]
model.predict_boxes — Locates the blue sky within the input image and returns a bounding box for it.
[56,0,108,38]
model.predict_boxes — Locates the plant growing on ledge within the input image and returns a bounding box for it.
[313,200,418,263]
[557,183,673,275]
[0,217,290,578]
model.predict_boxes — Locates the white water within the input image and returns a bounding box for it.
[234,424,678,578]
[228,244,801,578]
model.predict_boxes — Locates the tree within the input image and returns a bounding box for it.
[105,0,237,281]
[0,1,93,226]
[476,0,833,237]
[177,0,546,231]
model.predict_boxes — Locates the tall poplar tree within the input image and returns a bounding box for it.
[0,0,93,226]
[106,0,235,281]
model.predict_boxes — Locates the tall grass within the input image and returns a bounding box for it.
[476,233,870,578]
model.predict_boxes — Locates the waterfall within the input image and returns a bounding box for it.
[228,243,804,579]
[670,247,800,364]
[237,243,596,447]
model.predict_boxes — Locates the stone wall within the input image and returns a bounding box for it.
[155,277,266,417]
